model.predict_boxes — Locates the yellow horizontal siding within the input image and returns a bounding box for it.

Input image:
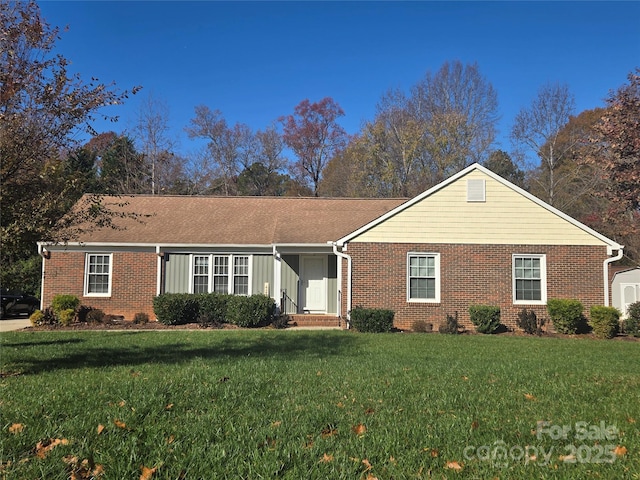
[353,170,606,246]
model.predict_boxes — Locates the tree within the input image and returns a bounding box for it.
[510,83,576,207]
[483,150,526,189]
[280,97,348,196]
[185,106,256,195]
[0,1,139,292]
[134,93,177,194]
[587,70,640,262]
[411,61,499,182]
[99,134,148,194]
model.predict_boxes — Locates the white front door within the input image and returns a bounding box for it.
[622,283,639,318]
[302,256,326,313]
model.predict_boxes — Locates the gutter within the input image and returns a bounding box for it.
[332,242,352,328]
[603,245,624,306]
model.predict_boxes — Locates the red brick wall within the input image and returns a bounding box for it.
[343,243,608,331]
[42,250,158,321]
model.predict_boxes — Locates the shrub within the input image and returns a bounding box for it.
[624,301,640,337]
[411,320,433,333]
[198,293,230,325]
[153,293,200,325]
[589,306,620,339]
[86,308,105,324]
[271,314,290,329]
[226,294,276,328]
[439,312,461,334]
[468,305,501,334]
[29,309,44,327]
[133,312,149,324]
[58,308,76,326]
[547,298,584,334]
[517,308,545,335]
[350,307,394,333]
[51,294,80,315]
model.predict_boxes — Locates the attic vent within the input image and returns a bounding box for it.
[467,179,486,202]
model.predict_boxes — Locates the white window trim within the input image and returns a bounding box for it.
[512,254,547,305]
[84,253,113,297]
[406,252,441,303]
[189,254,252,295]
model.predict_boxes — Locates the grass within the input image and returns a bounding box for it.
[0,330,638,479]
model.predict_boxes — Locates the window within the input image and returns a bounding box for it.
[191,254,251,295]
[85,254,112,296]
[213,256,229,293]
[513,254,546,303]
[407,253,440,302]
[193,256,209,293]
[233,256,249,295]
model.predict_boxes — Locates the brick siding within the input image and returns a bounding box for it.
[343,243,607,331]
[42,250,157,321]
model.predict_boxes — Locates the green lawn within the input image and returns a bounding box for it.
[1,330,638,479]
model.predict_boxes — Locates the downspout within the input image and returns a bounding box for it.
[273,245,281,312]
[156,246,162,296]
[603,245,624,306]
[332,242,352,328]
[37,243,48,310]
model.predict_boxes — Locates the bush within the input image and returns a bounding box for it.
[58,308,76,326]
[547,298,584,334]
[517,308,545,335]
[439,312,462,334]
[350,307,394,333]
[411,320,432,333]
[198,293,231,325]
[133,312,149,324]
[589,306,620,339]
[468,305,501,334]
[624,301,640,337]
[86,308,105,324]
[51,294,80,315]
[226,294,275,328]
[29,309,44,327]
[153,293,200,325]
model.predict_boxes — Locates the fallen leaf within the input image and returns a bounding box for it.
[560,454,576,462]
[34,438,69,459]
[118,400,126,407]
[97,424,105,435]
[113,419,127,429]
[9,423,24,434]
[614,445,627,456]
[423,447,439,457]
[352,423,367,436]
[166,435,175,444]
[364,407,375,415]
[140,465,157,480]
[462,376,469,381]
[362,458,372,471]
[389,455,397,465]
[164,403,174,411]
[627,417,636,424]
[319,453,334,463]
[524,393,536,401]
[445,461,463,471]
[471,420,479,430]
[336,401,345,408]
[321,426,338,438]
[365,475,378,480]
[62,455,79,465]
[271,421,282,428]
[316,371,322,376]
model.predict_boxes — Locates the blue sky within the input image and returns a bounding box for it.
[38,1,639,158]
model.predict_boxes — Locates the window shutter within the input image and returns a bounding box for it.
[467,179,486,202]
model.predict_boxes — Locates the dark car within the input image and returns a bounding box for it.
[1,288,40,318]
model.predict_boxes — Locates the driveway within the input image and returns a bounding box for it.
[0,317,31,332]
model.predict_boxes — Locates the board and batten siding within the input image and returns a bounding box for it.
[164,253,274,296]
[351,170,608,246]
[281,255,299,314]
[252,255,274,297]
